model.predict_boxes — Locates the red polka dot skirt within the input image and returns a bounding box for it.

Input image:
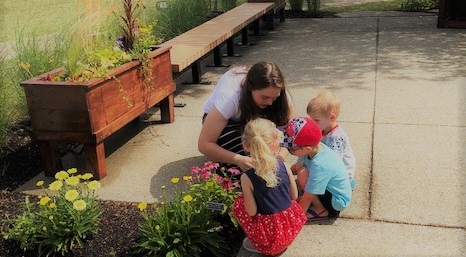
[233,195,307,256]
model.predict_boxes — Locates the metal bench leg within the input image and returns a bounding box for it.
[225,37,241,57]
[213,46,223,66]
[182,60,211,85]
[206,46,229,68]
[279,7,285,22]
[191,60,202,84]
[253,20,261,36]
[241,27,249,45]
[267,11,275,30]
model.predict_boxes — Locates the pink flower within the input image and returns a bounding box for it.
[220,177,233,190]
[232,182,241,189]
[200,171,211,180]
[227,167,241,176]
[191,166,201,175]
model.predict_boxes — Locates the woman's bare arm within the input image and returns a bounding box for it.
[198,107,252,171]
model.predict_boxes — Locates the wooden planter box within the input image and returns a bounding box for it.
[438,0,466,28]
[21,46,175,180]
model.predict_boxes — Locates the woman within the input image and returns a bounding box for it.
[198,61,293,172]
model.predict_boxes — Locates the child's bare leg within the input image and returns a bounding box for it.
[298,192,328,218]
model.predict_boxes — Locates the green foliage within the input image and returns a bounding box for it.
[306,0,321,12]
[151,0,211,41]
[400,0,439,12]
[2,168,102,257]
[136,161,241,257]
[321,0,404,13]
[45,0,161,82]
[14,27,70,82]
[218,0,238,11]
[0,56,19,147]
[137,200,228,257]
[288,0,304,11]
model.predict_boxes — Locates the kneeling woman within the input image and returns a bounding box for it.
[198,61,293,172]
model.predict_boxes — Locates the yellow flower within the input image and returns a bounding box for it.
[171,177,180,184]
[139,26,150,34]
[49,215,53,220]
[20,62,30,71]
[82,173,93,180]
[87,180,101,191]
[182,194,193,202]
[73,199,87,211]
[183,176,192,181]
[49,202,56,208]
[67,168,78,174]
[39,196,51,205]
[155,225,160,230]
[55,171,69,181]
[65,176,80,186]
[42,226,47,231]
[137,202,148,211]
[36,180,44,187]
[49,180,63,191]
[65,189,79,201]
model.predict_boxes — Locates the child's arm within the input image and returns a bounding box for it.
[291,162,306,176]
[240,173,257,216]
[284,162,299,200]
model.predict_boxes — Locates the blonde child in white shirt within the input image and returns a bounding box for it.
[307,90,356,188]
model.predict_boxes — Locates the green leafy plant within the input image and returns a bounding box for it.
[53,0,161,82]
[136,161,242,257]
[288,0,304,11]
[151,0,210,41]
[2,168,102,257]
[306,0,321,12]
[400,0,439,12]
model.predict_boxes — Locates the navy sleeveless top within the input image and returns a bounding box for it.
[245,160,292,215]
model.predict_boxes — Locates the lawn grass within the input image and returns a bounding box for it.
[0,0,160,43]
[321,0,405,12]
[1,0,80,42]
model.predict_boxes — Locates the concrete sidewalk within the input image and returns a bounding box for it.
[17,11,465,256]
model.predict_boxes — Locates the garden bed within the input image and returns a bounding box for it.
[0,119,243,257]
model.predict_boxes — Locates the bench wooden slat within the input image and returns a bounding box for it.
[160,2,275,73]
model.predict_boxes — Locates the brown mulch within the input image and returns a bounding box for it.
[0,191,143,257]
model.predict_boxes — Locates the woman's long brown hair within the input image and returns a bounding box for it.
[239,61,291,127]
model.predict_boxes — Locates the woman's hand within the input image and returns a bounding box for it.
[234,155,253,172]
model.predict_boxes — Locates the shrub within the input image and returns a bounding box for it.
[151,0,211,40]
[136,161,242,257]
[400,0,439,12]
[2,168,102,256]
[306,0,321,12]
[289,0,304,11]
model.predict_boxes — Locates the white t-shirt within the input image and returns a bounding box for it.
[203,67,247,122]
[203,67,293,123]
[322,125,356,180]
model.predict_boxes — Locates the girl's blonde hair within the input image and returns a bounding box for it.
[242,118,279,187]
[306,90,341,118]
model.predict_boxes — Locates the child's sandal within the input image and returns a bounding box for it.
[306,209,329,221]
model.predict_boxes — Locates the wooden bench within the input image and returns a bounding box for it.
[248,0,287,29]
[159,2,276,84]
